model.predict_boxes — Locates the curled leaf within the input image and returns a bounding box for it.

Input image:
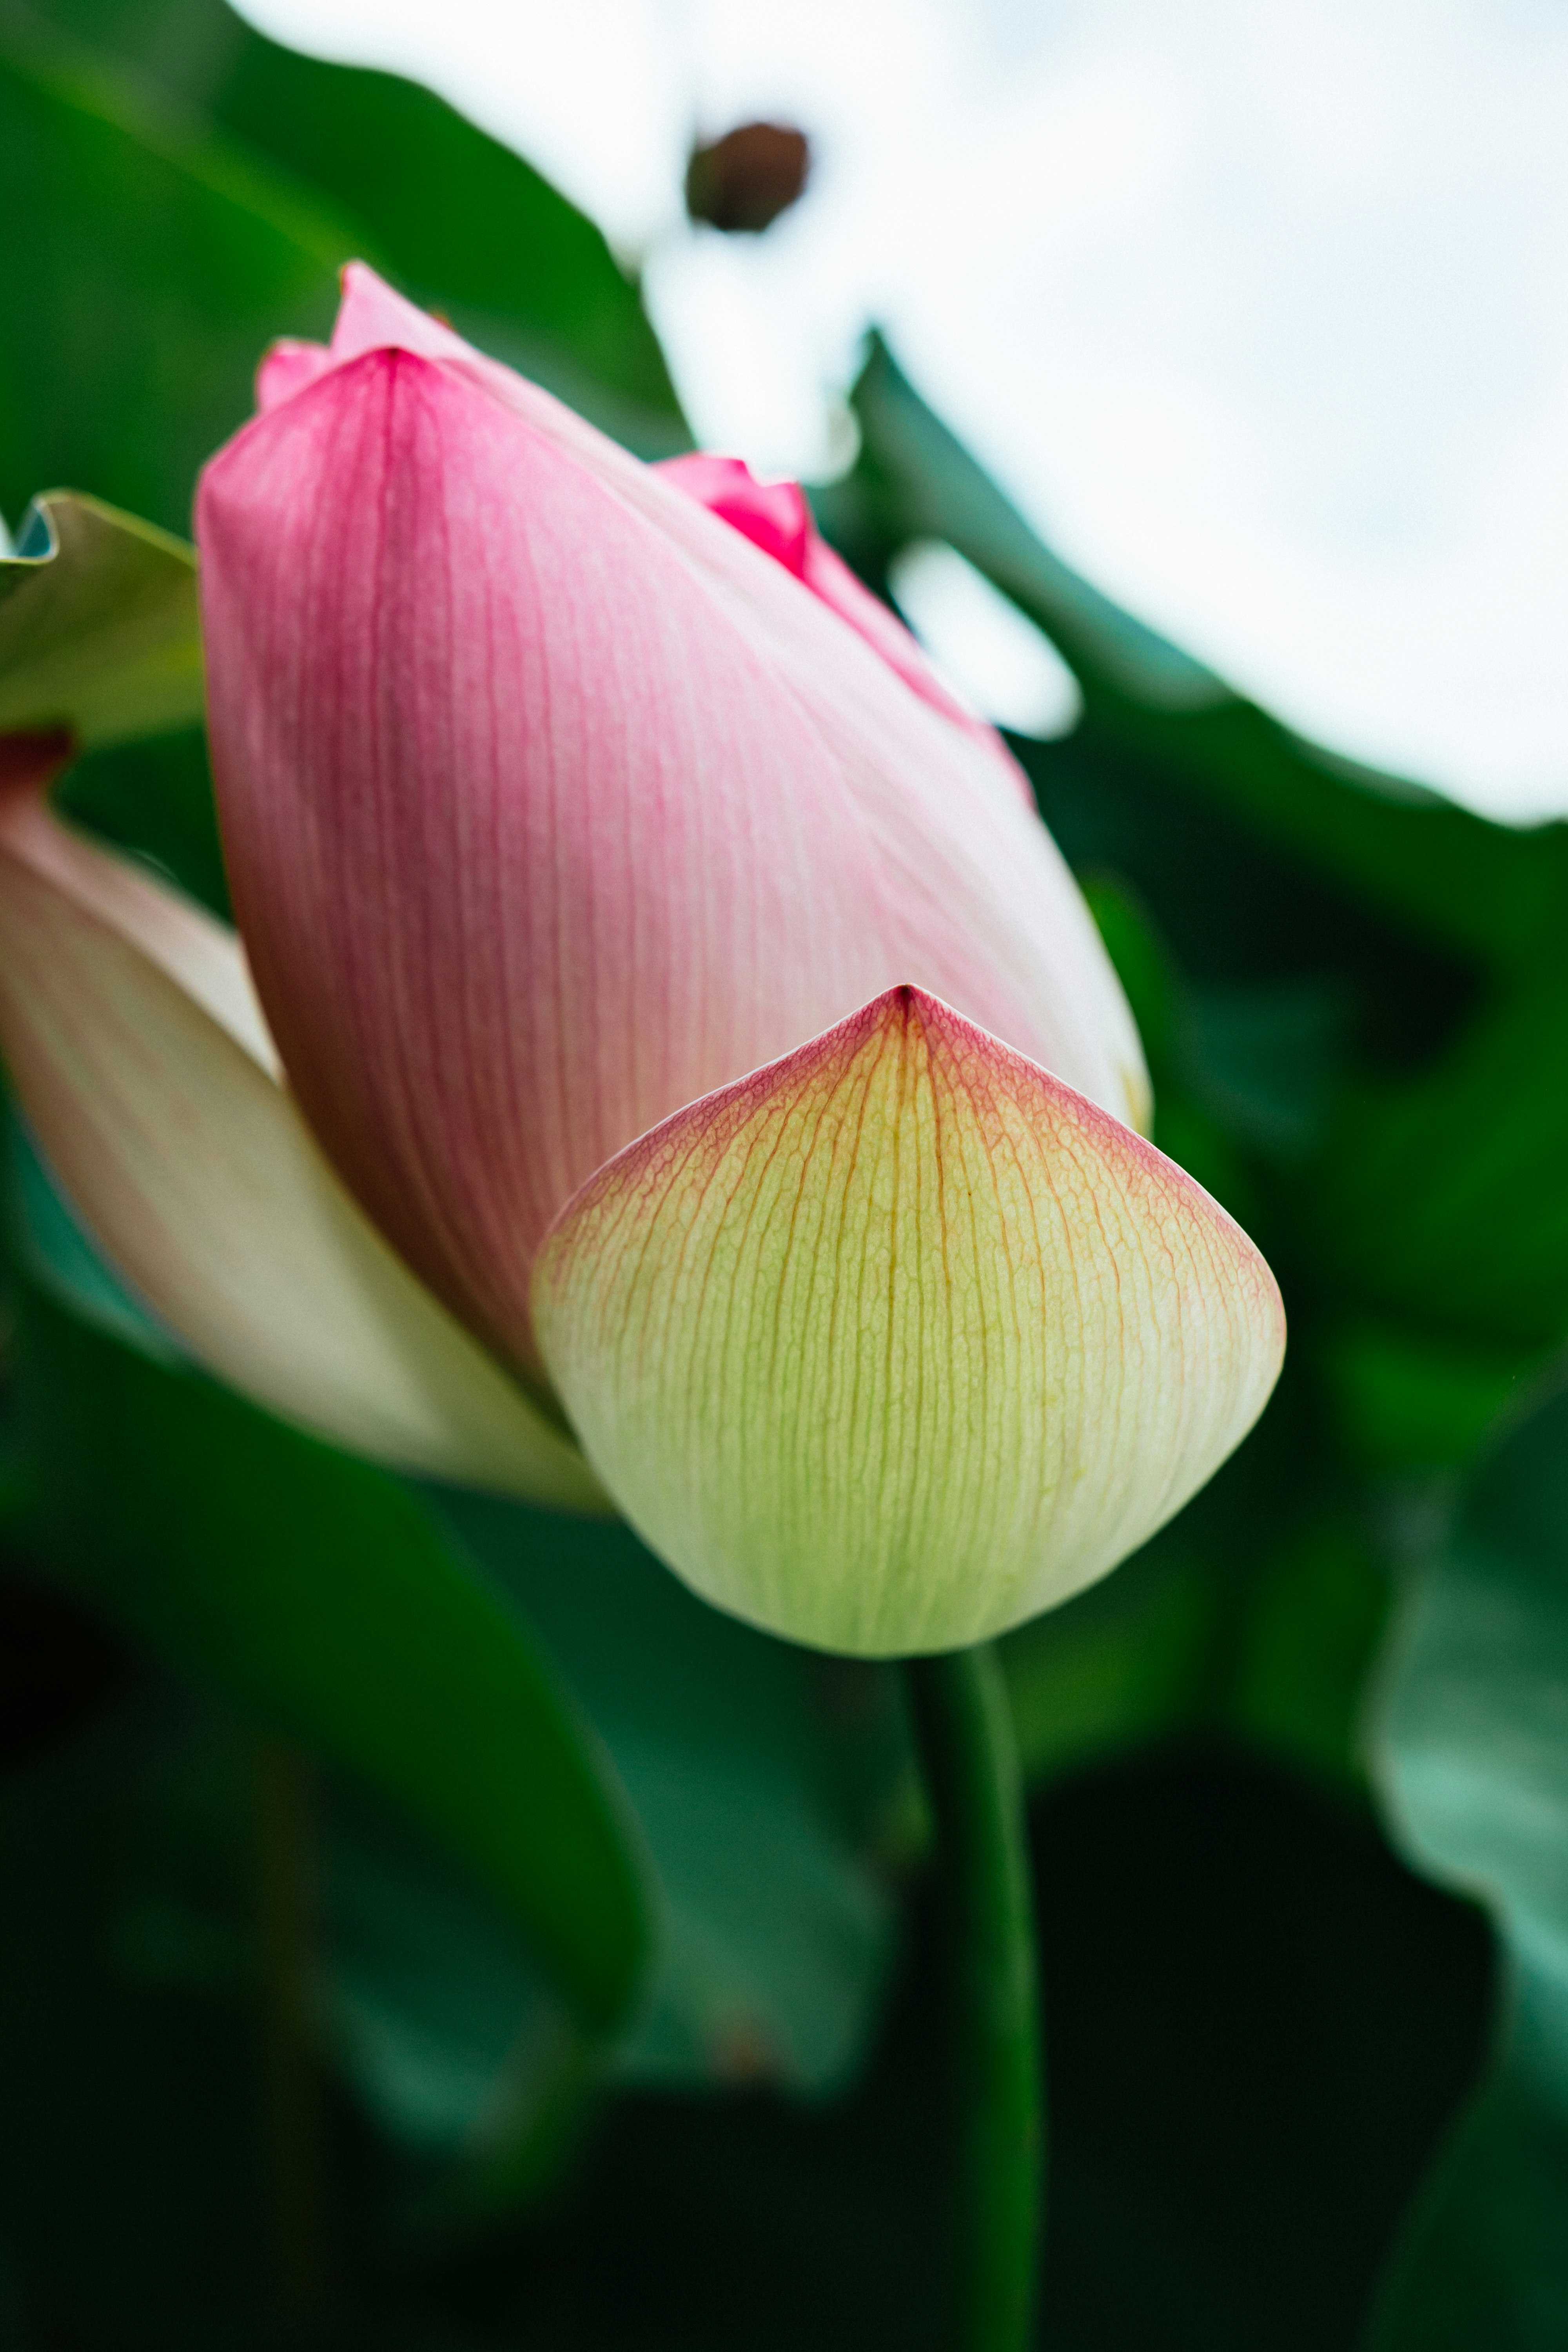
[0,492,203,747]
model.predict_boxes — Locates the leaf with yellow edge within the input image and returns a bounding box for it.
[533,985,1285,1657]
[0,756,605,1512]
[0,492,204,747]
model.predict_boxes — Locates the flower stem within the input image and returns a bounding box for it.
[907,1644,1043,2352]
[254,1738,328,2318]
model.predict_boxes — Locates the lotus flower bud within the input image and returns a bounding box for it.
[0,265,1282,1656]
[196,266,1149,1388]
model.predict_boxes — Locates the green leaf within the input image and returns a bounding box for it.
[998,1546,1219,1786]
[21,0,686,453]
[0,21,345,535]
[847,333,1568,974]
[0,1678,281,2345]
[9,1282,650,2039]
[1317,1319,1541,1475]
[433,1489,902,2098]
[52,727,231,919]
[108,1708,589,2203]
[320,1784,576,2162]
[198,14,685,447]
[0,492,202,748]
[1367,1363,1568,2345]
[1312,967,1568,1352]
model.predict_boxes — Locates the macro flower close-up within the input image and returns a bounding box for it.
[2,6,1566,2348]
[1,263,1283,1657]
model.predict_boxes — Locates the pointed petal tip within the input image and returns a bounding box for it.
[534,983,1283,1657]
[200,341,471,569]
[330,260,475,370]
[256,338,334,414]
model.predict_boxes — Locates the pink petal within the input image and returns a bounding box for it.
[198,268,1147,1379]
[0,777,604,1506]
[653,454,813,577]
[256,339,335,413]
[199,349,895,1379]
[655,451,1015,762]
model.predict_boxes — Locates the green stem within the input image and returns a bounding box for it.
[907,1644,1043,2352]
[254,1738,328,2319]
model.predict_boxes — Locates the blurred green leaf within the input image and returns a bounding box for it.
[18,0,686,456]
[197,13,684,448]
[10,1281,650,2039]
[322,1789,576,2167]
[0,1683,279,2348]
[847,333,1568,973]
[1318,1320,1540,1475]
[0,492,201,746]
[1314,968,1568,1351]
[0,19,345,532]
[1227,1524,1389,1789]
[1001,1504,1389,1804]
[1367,1363,1568,2345]
[999,1549,1218,1786]
[109,1711,588,2217]
[433,1490,902,2100]
[52,726,231,918]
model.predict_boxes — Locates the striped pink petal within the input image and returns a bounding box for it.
[198,266,1146,1382]
[0,744,603,1507]
[653,452,1013,761]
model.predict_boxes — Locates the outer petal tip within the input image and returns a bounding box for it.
[534,985,1283,1657]
[655,451,1008,753]
[256,339,334,413]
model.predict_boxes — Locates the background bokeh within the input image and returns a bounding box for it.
[241,0,1568,822]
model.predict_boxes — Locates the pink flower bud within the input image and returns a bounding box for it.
[0,267,1283,1650]
[197,265,1147,1384]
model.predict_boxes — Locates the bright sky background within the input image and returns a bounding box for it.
[238,0,1568,823]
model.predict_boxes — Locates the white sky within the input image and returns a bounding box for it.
[238,0,1568,822]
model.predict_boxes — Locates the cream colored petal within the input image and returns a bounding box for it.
[533,987,1284,1656]
[0,793,606,1511]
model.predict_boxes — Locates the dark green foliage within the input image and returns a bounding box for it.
[0,16,345,534]
[36,0,685,442]
[55,726,230,915]
[0,1675,1490,2348]
[14,1283,650,2039]
[1366,1368,1568,2345]
[0,0,681,539]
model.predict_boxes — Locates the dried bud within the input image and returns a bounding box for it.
[685,122,811,234]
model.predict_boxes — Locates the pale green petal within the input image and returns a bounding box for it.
[0,791,607,1512]
[0,492,205,747]
[533,986,1284,1655]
